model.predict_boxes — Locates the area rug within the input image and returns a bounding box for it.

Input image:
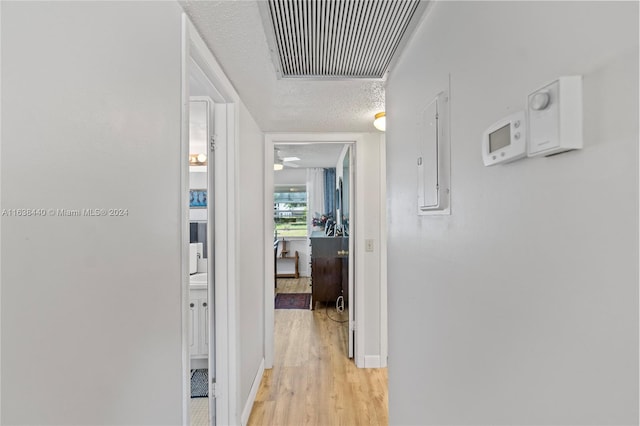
[191,369,208,398]
[275,293,311,309]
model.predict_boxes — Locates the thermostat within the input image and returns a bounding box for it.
[527,76,583,157]
[482,111,526,166]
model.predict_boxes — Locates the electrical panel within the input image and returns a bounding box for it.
[417,91,450,215]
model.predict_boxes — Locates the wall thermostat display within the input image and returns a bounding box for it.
[482,111,526,166]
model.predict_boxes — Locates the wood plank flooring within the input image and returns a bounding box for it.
[275,277,312,294]
[248,278,388,426]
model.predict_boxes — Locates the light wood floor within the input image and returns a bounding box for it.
[248,278,388,426]
[275,277,312,294]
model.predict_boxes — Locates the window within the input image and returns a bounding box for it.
[274,186,307,237]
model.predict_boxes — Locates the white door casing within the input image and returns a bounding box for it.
[182,15,239,426]
[264,133,383,369]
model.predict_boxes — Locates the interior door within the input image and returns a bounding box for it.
[204,98,216,426]
[346,146,354,359]
[190,96,216,425]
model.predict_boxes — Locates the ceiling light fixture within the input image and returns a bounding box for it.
[189,153,207,165]
[374,112,386,132]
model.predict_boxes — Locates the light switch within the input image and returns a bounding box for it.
[365,239,374,252]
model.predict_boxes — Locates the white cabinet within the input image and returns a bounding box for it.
[189,288,209,359]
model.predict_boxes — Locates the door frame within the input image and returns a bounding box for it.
[181,15,239,426]
[264,133,371,368]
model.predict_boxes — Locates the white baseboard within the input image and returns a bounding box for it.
[364,355,384,368]
[241,358,265,426]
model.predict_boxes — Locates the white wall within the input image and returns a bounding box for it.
[237,102,265,418]
[276,237,310,277]
[190,170,207,189]
[386,2,638,425]
[357,134,385,361]
[274,167,306,186]
[1,2,184,424]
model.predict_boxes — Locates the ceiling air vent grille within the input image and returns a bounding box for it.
[266,0,422,79]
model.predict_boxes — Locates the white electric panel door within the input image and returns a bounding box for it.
[418,99,439,209]
[417,91,450,215]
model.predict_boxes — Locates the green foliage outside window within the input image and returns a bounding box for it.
[274,190,307,237]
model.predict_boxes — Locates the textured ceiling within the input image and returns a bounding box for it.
[180,0,387,133]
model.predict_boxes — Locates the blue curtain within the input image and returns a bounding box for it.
[323,168,336,216]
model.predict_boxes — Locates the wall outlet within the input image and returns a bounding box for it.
[365,239,374,252]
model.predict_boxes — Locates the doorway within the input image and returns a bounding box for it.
[264,133,383,370]
[187,96,214,426]
[273,142,354,358]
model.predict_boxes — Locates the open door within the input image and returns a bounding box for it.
[205,97,217,426]
[342,146,355,359]
[187,97,216,425]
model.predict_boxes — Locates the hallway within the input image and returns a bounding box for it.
[248,278,388,425]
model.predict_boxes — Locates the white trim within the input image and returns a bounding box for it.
[198,96,216,424]
[228,102,239,425]
[180,14,190,426]
[263,133,376,369]
[379,134,388,368]
[0,1,4,420]
[213,103,231,426]
[186,23,239,104]
[184,16,240,426]
[353,137,366,368]
[213,102,231,426]
[264,143,275,369]
[364,355,384,369]
[241,358,265,426]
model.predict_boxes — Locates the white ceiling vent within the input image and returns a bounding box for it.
[261,0,425,79]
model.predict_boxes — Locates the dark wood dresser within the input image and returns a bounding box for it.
[309,231,349,310]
